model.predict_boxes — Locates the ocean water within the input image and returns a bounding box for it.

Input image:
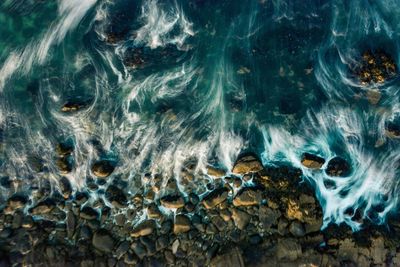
[0,0,399,231]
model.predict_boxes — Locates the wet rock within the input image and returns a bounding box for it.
[131,220,156,237]
[115,241,130,259]
[91,160,115,178]
[92,229,114,253]
[276,238,302,261]
[59,177,72,199]
[289,221,305,237]
[233,187,262,207]
[231,208,250,230]
[56,143,74,156]
[131,242,147,260]
[210,215,227,232]
[202,187,229,209]
[160,194,185,209]
[124,252,138,265]
[351,50,397,86]
[61,101,87,112]
[30,199,55,215]
[7,194,28,210]
[147,204,162,219]
[210,247,245,267]
[259,206,280,228]
[301,153,325,169]
[80,207,99,220]
[325,157,351,177]
[56,156,73,174]
[371,237,387,265]
[207,166,226,177]
[105,185,127,208]
[366,89,381,105]
[174,215,191,234]
[232,153,263,175]
[385,122,400,138]
[188,193,200,205]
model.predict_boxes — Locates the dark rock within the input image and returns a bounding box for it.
[276,238,302,261]
[156,235,169,251]
[80,207,99,220]
[249,234,262,245]
[231,208,250,230]
[160,194,185,209]
[59,177,72,199]
[301,153,325,169]
[131,220,156,237]
[8,194,28,210]
[202,187,229,209]
[232,153,263,175]
[188,193,200,205]
[30,199,56,215]
[91,160,115,178]
[61,101,87,112]
[325,157,352,177]
[147,204,162,219]
[210,215,226,232]
[56,143,74,156]
[92,229,114,253]
[386,122,400,138]
[160,220,173,234]
[56,156,73,174]
[105,185,127,208]
[233,187,262,206]
[115,241,130,259]
[174,215,191,234]
[74,191,89,205]
[131,242,147,260]
[289,221,305,237]
[210,247,245,267]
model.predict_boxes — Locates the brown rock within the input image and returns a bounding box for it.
[210,247,245,267]
[207,166,226,177]
[202,187,229,209]
[325,157,351,177]
[160,195,185,209]
[174,215,191,234]
[276,238,302,261]
[301,153,325,169]
[91,160,115,178]
[131,220,156,237]
[233,187,262,206]
[231,208,250,230]
[232,153,263,175]
[366,89,381,105]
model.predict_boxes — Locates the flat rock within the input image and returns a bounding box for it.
[131,220,156,237]
[301,153,325,169]
[210,247,245,267]
[202,187,229,209]
[232,153,263,175]
[92,229,114,253]
[160,194,185,209]
[174,215,191,234]
[233,187,262,206]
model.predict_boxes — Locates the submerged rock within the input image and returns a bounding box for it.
[232,153,264,175]
[385,122,400,139]
[91,160,115,178]
[325,157,351,177]
[105,185,127,208]
[56,156,73,174]
[351,50,397,86]
[301,153,325,169]
[60,101,87,112]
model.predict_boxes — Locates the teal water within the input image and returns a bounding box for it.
[1,0,400,230]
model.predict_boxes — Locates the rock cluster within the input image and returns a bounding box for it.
[0,152,397,266]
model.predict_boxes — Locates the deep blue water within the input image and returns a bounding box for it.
[1,0,400,230]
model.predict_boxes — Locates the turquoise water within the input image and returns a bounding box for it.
[1,0,400,230]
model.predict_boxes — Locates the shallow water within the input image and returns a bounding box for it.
[1,0,400,231]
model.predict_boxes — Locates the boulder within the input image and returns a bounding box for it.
[91,160,115,178]
[301,153,325,169]
[207,166,226,177]
[233,187,262,206]
[232,153,264,175]
[325,157,351,177]
[160,194,185,209]
[202,187,229,209]
[131,220,156,237]
[92,229,114,253]
[174,215,191,234]
[231,208,250,230]
[276,238,302,261]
